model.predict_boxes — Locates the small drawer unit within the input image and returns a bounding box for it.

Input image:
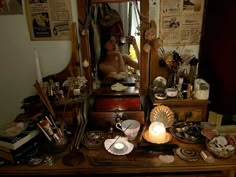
[150,97,209,122]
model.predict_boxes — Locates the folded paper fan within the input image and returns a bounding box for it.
[150,105,174,128]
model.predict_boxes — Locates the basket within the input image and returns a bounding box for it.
[206,135,235,159]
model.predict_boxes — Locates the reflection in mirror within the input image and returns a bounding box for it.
[88,2,141,87]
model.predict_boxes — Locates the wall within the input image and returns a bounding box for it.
[0,0,78,125]
[149,0,201,58]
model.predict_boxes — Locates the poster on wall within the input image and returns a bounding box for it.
[0,0,23,15]
[159,0,205,46]
[25,0,72,41]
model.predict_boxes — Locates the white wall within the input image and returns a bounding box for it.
[0,0,78,125]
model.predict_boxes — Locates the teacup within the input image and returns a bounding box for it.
[115,119,140,140]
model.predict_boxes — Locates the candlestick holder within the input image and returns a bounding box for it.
[143,121,172,144]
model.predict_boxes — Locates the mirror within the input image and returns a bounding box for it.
[77,0,150,95]
[90,2,140,84]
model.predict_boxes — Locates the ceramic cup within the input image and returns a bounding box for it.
[115,119,140,140]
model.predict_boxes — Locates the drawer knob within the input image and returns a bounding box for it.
[173,112,178,121]
[113,109,123,123]
[185,112,192,120]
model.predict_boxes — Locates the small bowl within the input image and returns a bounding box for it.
[174,122,189,133]
[154,93,167,100]
[83,131,106,150]
[184,126,202,141]
[184,132,199,141]
[165,88,178,97]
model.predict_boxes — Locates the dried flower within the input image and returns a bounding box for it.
[62,76,87,90]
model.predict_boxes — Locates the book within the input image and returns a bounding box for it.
[0,123,41,150]
[0,135,41,164]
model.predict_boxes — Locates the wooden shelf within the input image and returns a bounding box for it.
[149,91,209,122]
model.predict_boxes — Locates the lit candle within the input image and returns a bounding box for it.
[149,122,166,144]
[114,142,124,150]
[34,48,43,83]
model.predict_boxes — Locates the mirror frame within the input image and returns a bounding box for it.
[77,0,150,95]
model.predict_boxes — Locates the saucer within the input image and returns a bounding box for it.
[104,137,134,155]
[175,147,199,161]
[154,93,167,100]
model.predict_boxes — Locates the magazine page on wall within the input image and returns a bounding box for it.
[25,0,73,41]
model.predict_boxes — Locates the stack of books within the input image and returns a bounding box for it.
[0,123,41,164]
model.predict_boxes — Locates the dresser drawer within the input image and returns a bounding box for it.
[95,97,142,111]
[171,106,203,121]
[88,111,145,129]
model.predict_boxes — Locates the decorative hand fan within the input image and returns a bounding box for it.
[150,105,174,128]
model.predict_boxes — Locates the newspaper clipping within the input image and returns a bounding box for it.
[25,0,72,40]
[160,0,205,46]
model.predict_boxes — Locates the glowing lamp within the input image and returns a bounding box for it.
[148,121,166,144]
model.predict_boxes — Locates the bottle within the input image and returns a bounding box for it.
[181,78,187,99]
[107,127,114,139]
[135,70,140,88]
[92,73,97,90]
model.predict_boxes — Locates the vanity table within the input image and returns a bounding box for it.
[0,135,235,177]
[7,0,233,175]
